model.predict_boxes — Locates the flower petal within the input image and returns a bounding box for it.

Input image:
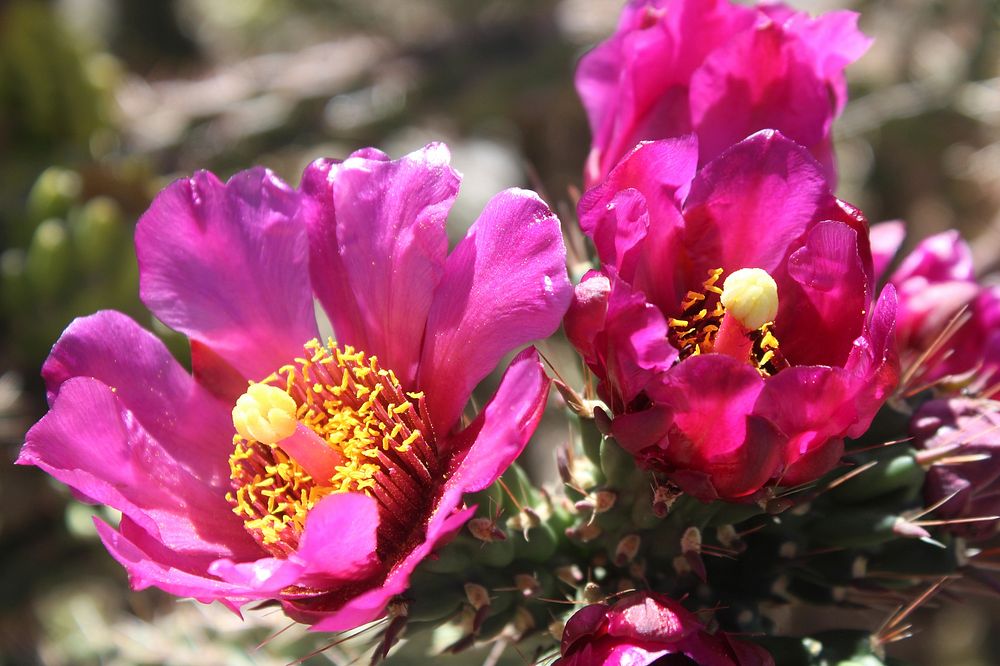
[420,189,571,434]
[682,130,828,283]
[782,221,868,367]
[95,518,256,604]
[870,220,906,282]
[648,354,782,499]
[20,377,257,560]
[304,144,458,386]
[136,169,318,383]
[40,310,234,485]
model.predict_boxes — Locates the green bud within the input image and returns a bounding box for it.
[832,447,924,505]
[25,219,73,301]
[27,168,82,227]
[69,196,127,274]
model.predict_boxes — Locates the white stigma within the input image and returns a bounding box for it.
[232,383,298,445]
[720,268,779,330]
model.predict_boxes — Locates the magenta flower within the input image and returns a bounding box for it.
[18,144,571,631]
[576,0,870,187]
[871,222,1000,394]
[911,398,1000,540]
[556,592,774,665]
[566,131,898,500]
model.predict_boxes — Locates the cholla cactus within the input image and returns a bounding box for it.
[14,0,1000,664]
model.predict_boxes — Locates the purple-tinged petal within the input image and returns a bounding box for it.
[20,378,258,560]
[871,220,906,282]
[844,285,900,438]
[304,144,458,386]
[210,492,380,593]
[682,131,828,282]
[565,271,611,373]
[569,270,677,412]
[443,347,550,493]
[647,354,782,499]
[420,189,571,434]
[578,137,696,307]
[40,311,234,485]
[690,22,832,177]
[782,221,868,367]
[136,169,318,383]
[577,0,755,185]
[757,366,853,481]
[891,229,975,284]
[306,505,476,632]
[94,518,257,604]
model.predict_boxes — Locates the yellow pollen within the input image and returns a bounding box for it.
[719,268,779,331]
[226,339,437,554]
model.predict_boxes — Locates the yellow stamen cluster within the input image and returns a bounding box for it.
[668,268,725,357]
[667,267,788,376]
[226,338,431,553]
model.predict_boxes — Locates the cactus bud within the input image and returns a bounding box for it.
[25,219,73,300]
[70,196,127,274]
[26,167,81,228]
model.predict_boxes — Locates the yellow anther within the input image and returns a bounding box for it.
[720,268,779,330]
[232,383,298,445]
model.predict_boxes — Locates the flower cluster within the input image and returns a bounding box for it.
[17,0,1000,663]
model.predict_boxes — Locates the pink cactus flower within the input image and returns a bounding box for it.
[576,0,871,188]
[566,131,898,500]
[556,591,774,665]
[871,221,1000,395]
[18,144,572,631]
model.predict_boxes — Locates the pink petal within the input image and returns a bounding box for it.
[682,131,828,283]
[419,189,571,434]
[870,220,906,281]
[891,229,975,284]
[20,378,258,561]
[783,221,868,367]
[209,492,380,594]
[95,518,257,604]
[578,137,696,309]
[444,347,550,493]
[303,144,458,386]
[648,354,782,499]
[40,310,234,485]
[136,169,318,383]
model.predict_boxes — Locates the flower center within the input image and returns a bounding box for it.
[667,267,787,376]
[226,339,439,557]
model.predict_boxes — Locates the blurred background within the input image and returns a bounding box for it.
[1,0,999,663]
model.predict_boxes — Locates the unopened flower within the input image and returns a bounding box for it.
[566,132,898,500]
[871,222,1000,394]
[556,591,773,665]
[911,397,1000,540]
[19,144,571,631]
[577,0,870,186]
